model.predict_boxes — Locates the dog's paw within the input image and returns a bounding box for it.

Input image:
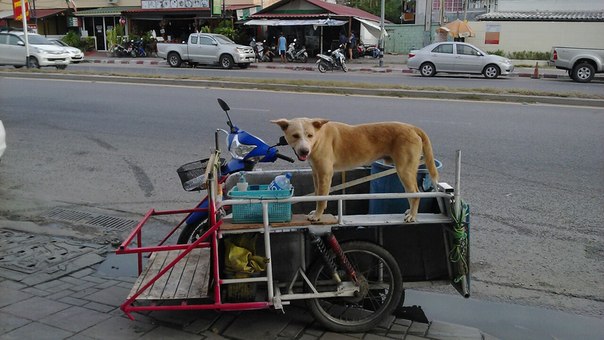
[403,210,416,223]
[307,211,321,222]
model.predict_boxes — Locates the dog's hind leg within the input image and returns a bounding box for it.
[394,159,421,223]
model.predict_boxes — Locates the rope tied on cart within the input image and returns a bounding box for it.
[450,201,469,283]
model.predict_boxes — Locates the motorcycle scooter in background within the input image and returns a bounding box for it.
[175,99,294,244]
[286,39,308,63]
[316,44,348,73]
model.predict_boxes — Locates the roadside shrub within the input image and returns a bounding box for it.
[213,20,235,40]
[487,49,505,56]
[508,50,551,60]
[81,37,95,51]
[62,30,81,48]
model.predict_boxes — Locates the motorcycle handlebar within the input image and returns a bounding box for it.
[276,152,295,163]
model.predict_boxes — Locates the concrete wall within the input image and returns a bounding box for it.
[384,21,604,54]
[466,21,604,53]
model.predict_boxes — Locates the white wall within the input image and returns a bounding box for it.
[466,21,604,52]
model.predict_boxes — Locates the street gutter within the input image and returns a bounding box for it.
[2,71,603,108]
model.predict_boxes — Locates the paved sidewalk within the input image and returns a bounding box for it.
[0,221,495,340]
[83,51,567,78]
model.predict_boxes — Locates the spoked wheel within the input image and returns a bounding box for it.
[318,61,329,73]
[305,241,403,332]
[177,219,208,244]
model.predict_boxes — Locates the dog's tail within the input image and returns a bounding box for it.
[416,127,439,188]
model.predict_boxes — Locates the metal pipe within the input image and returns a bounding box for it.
[263,202,274,303]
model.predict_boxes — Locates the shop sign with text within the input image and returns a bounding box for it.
[142,0,209,9]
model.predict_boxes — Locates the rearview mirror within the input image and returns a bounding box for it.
[278,136,288,146]
[217,98,230,112]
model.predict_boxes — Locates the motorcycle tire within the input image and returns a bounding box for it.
[286,54,293,62]
[177,219,208,244]
[305,241,403,333]
[300,55,308,63]
[318,61,329,73]
[341,62,348,72]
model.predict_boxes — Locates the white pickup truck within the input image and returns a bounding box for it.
[157,33,255,69]
[550,46,604,83]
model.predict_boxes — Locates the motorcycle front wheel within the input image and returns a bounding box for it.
[341,62,348,72]
[305,241,403,333]
[300,55,308,63]
[177,219,208,244]
[318,61,329,73]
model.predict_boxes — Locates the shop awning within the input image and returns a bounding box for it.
[244,18,347,26]
[356,17,388,36]
[2,8,66,19]
[75,6,140,17]
[0,10,13,19]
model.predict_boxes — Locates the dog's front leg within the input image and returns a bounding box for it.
[308,165,333,222]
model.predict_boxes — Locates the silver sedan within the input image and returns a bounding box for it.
[407,42,514,79]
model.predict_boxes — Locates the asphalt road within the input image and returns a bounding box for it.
[66,62,604,96]
[0,76,603,337]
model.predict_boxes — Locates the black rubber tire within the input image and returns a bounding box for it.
[28,56,40,69]
[167,52,182,68]
[305,241,403,333]
[220,55,234,69]
[571,62,595,83]
[286,54,293,62]
[177,220,208,244]
[238,63,250,69]
[300,54,308,63]
[483,64,500,79]
[341,61,348,72]
[56,65,67,70]
[318,61,329,73]
[419,62,435,77]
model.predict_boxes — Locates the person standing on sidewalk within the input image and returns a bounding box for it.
[278,32,287,63]
[348,31,356,60]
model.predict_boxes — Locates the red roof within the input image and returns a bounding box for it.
[253,0,382,22]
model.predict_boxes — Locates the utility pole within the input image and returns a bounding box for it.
[378,0,385,67]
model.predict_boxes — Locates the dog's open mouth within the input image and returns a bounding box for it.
[294,149,308,161]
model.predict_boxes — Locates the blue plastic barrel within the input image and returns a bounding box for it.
[368,159,443,214]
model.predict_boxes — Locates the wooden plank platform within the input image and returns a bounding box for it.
[220,214,338,231]
[128,248,211,300]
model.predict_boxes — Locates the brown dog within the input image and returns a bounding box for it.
[272,118,439,223]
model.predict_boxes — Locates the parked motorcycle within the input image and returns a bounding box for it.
[286,39,308,63]
[259,40,275,62]
[131,39,147,57]
[176,99,294,244]
[316,44,348,73]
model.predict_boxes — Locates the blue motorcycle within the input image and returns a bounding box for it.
[175,98,294,243]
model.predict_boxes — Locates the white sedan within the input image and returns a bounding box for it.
[50,39,84,63]
[407,41,514,79]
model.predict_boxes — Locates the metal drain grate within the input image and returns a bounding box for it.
[40,208,138,232]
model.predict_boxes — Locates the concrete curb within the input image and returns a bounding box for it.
[83,57,570,78]
[3,71,601,107]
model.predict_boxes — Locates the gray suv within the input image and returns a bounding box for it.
[0,31,71,69]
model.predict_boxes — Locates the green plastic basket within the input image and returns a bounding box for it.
[228,185,293,224]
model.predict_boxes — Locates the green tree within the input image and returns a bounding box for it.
[349,0,402,24]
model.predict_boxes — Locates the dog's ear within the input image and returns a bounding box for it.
[312,119,329,130]
[271,119,289,131]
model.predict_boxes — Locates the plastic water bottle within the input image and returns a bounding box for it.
[269,172,292,191]
[237,172,248,191]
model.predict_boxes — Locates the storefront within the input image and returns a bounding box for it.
[75,7,138,51]
[245,0,384,56]
[1,8,69,36]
